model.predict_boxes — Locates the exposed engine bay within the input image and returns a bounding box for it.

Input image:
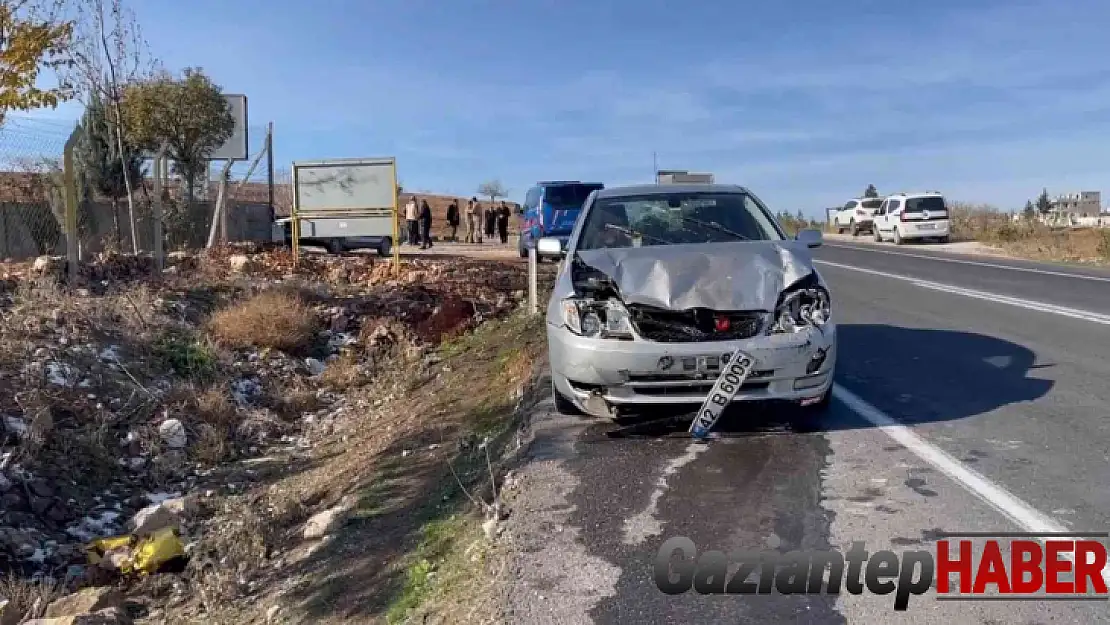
[564,254,831,343]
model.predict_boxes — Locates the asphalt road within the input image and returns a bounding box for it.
[502,242,1110,624]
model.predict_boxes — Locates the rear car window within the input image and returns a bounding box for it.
[544,185,603,207]
[904,196,946,212]
[861,199,883,209]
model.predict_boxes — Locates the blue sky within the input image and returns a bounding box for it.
[16,0,1110,217]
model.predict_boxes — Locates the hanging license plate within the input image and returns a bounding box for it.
[689,351,754,439]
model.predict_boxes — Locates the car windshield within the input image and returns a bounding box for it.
[904,196,946,212]
[861,199,883,209]
[544,184,602,207]
[576,191,786,251]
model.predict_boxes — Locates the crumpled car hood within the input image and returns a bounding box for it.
[572,241,817,311]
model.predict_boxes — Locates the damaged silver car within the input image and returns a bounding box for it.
[541,183,836,423]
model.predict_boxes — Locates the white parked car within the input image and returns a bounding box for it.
[872,191,950,245]
[832,198,884,236]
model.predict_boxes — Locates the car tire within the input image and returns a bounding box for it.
[937,235,949,243]
[518,234,528,258]
[377,237,392,257]
[873,227,882,242]
[850,219,859,236]
[325,240,343,255]
[893,228,903,245]
[552,380,583,415]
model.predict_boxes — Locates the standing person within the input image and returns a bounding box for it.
[473,198,484,244]
[464,198,476,243]
[484,202,496,240]
[404,196,419,246]
[446,199,460,241]
[419,199,434,249]
[497,201,511,244]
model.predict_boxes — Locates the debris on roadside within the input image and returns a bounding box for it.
[0,246,552,623]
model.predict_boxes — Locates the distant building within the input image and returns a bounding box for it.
[656,170,714,184]
[1051,191,1101,216]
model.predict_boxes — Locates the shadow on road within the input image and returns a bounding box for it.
[595,323,1053,438]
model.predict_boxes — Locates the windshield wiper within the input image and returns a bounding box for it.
[677,216,752,241]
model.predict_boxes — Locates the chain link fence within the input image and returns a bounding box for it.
[0,117,280,268]
[0,117,73,260]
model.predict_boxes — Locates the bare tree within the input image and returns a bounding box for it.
[67,0,157,253]
[477,180,507,204]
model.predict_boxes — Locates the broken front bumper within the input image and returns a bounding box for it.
[548,321,836,418]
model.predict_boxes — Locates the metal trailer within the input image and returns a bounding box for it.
[280,157,400,266]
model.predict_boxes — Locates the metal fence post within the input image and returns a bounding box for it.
[152,144,168,272]
[62,128,80,284]
[528,245,538,315]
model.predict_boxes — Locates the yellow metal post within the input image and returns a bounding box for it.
[390,162,400,272]
[63,128,80,283]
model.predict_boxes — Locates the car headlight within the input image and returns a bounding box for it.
[560,298,634,339]
[770,279,831,334]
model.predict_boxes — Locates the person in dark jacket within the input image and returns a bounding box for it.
[497,201,511,244]
[484,202,497,241]
[445,200,460,241]
[419,199,434,249]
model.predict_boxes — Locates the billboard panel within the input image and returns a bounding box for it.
[293,157,397,214]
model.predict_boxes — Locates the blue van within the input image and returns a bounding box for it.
[517,181,605,257]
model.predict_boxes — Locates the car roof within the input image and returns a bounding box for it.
[595,183,750,199]
[887,191,944,198]
[534,181,604,187]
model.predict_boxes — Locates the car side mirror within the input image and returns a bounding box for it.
[537,237,565,257]
[796,229,823,248]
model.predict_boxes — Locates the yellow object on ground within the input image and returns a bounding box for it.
[86,528,185,575]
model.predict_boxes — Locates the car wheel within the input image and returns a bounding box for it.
[893,228,903,245]
[937,235,949,243]
[325,240,343,255]
[518,235,527,258]
[377,237,393,257]
[850,219,859,236]
[552,380,583,415]
[873,227,882,242]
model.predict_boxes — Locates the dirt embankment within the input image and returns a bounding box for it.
[0,245,558,624]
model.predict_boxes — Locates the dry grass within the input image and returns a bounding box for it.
[206,289,319,353]
[171,310,548,625]
[0,576,64,622]
[948,203,1110,263]
[317,353,366,390]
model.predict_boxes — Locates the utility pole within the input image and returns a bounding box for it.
[652,151,658,183]
[266,122,275,222]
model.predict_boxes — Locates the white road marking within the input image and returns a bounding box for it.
[833,383,1110,586]
[815,259,1110,326]
[825,243,1110,283]
[621,442,709,545]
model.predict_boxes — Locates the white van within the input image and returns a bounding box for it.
[872,191,950,244]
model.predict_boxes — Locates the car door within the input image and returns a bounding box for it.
[884,199,902,232]
[874,200,889,232]
[838,200,857,226]
[522,187,541,243]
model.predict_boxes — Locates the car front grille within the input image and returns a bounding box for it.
[627,305,767,342]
